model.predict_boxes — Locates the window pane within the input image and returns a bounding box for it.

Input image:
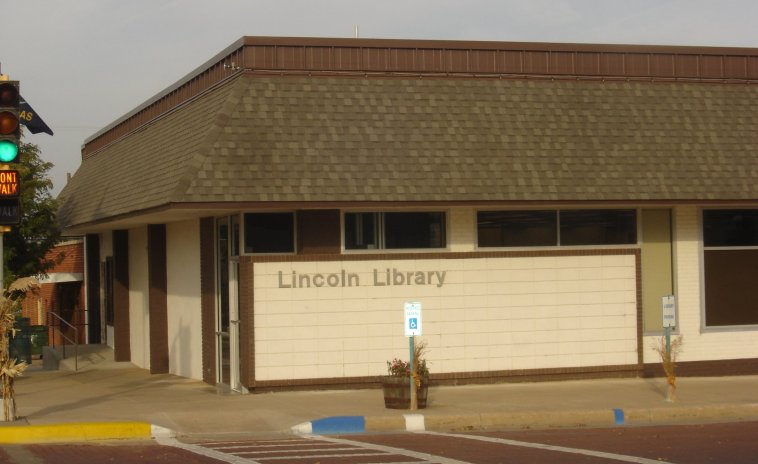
[344,212,378,250]
[384,212,446,249]
[704,249,758,326]
[560,209,637,246]
[703,209,758,247]
[243,213,294,253]
[477,211,557,247]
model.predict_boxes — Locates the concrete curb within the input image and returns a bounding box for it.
[623,403,758,425]
[292,414,425,435]
[0,422,176,444]
[292,404,758,436]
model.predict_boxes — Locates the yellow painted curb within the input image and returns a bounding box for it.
[0,422,153,444]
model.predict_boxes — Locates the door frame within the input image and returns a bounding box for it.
[215,215,246,393]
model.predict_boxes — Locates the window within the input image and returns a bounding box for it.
[559,209,637,246]
[345,212,378,249]
[478,210,557,247]
[477,209,637,247]
[703,209,758,327]
[344,212,446,250]
[704,209,758,247]
[244,212,294,253]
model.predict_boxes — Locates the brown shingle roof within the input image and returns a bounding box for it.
[59,73,758,229]
[58,80,238,227]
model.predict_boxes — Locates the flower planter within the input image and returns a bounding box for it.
[382,376,428,409]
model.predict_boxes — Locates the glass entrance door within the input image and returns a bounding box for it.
[216,216,244,392]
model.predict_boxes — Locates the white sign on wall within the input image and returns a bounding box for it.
[662,295,676,328]
[404,301,422,337]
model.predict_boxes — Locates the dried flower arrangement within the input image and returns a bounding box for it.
[652,334,683,402]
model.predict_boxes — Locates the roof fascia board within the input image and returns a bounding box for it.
[242,36,758,56]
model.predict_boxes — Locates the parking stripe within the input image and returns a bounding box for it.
[156,437,261,464]
[305,434,472,464]
[164,434,472,464]
[421,431,671,464]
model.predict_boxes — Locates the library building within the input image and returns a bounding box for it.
[58,37,758,392]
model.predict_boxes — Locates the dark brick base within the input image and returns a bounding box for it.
[248,358,758,393]
[643,358,758,378]
[248,364,642,393]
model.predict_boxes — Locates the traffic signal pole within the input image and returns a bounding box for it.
[0,77,22,291]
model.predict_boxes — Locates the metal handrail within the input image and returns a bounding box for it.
[46,311,78,371]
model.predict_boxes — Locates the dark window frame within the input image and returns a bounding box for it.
[703,209,758,247]
[477,210,557,247]
[243,212,296,254]
[559,209,637,246]
[702,209,758,328]
[344,211,447,251]
[477,208,638,248]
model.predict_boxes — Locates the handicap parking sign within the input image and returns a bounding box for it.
[404,302,422,336]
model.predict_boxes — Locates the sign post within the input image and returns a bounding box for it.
[404,301,422,411]
[662,295,676,355]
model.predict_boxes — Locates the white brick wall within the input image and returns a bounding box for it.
[167,220,203,380]
[128,226,150,370]
[254,254,638,381]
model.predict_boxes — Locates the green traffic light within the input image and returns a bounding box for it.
[0,140,18,163]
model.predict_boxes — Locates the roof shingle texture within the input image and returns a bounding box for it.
[58,75,758,228]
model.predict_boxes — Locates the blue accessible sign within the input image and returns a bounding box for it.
[404,301,422,337]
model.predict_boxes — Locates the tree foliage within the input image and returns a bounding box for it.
[3,141,61,286]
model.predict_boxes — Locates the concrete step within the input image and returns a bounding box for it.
[43,344,132,371]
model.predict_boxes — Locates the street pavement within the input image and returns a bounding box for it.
[2,346,758,443]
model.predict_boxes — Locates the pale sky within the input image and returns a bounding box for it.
[2,0,758,195]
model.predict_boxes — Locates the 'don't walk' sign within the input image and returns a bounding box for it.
[0,170,19,198]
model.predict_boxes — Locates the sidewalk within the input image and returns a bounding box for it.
[3,353,758,443]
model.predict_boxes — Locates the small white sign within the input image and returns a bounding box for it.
[662,295,676,328]
[404,301,422,337]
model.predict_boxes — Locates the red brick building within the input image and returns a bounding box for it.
[19,239,87,345]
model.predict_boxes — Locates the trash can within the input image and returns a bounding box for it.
[10,317,32,364]
[29,325,48,359]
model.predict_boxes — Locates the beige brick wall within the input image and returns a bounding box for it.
[254,254,637,381]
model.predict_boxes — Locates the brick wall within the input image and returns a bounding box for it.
[47,242,84,274]
[18,241,86,345]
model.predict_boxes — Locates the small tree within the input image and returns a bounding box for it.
[0,139,58,421]
[3,141,61,287]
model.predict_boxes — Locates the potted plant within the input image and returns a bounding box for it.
[382,341,430,409]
